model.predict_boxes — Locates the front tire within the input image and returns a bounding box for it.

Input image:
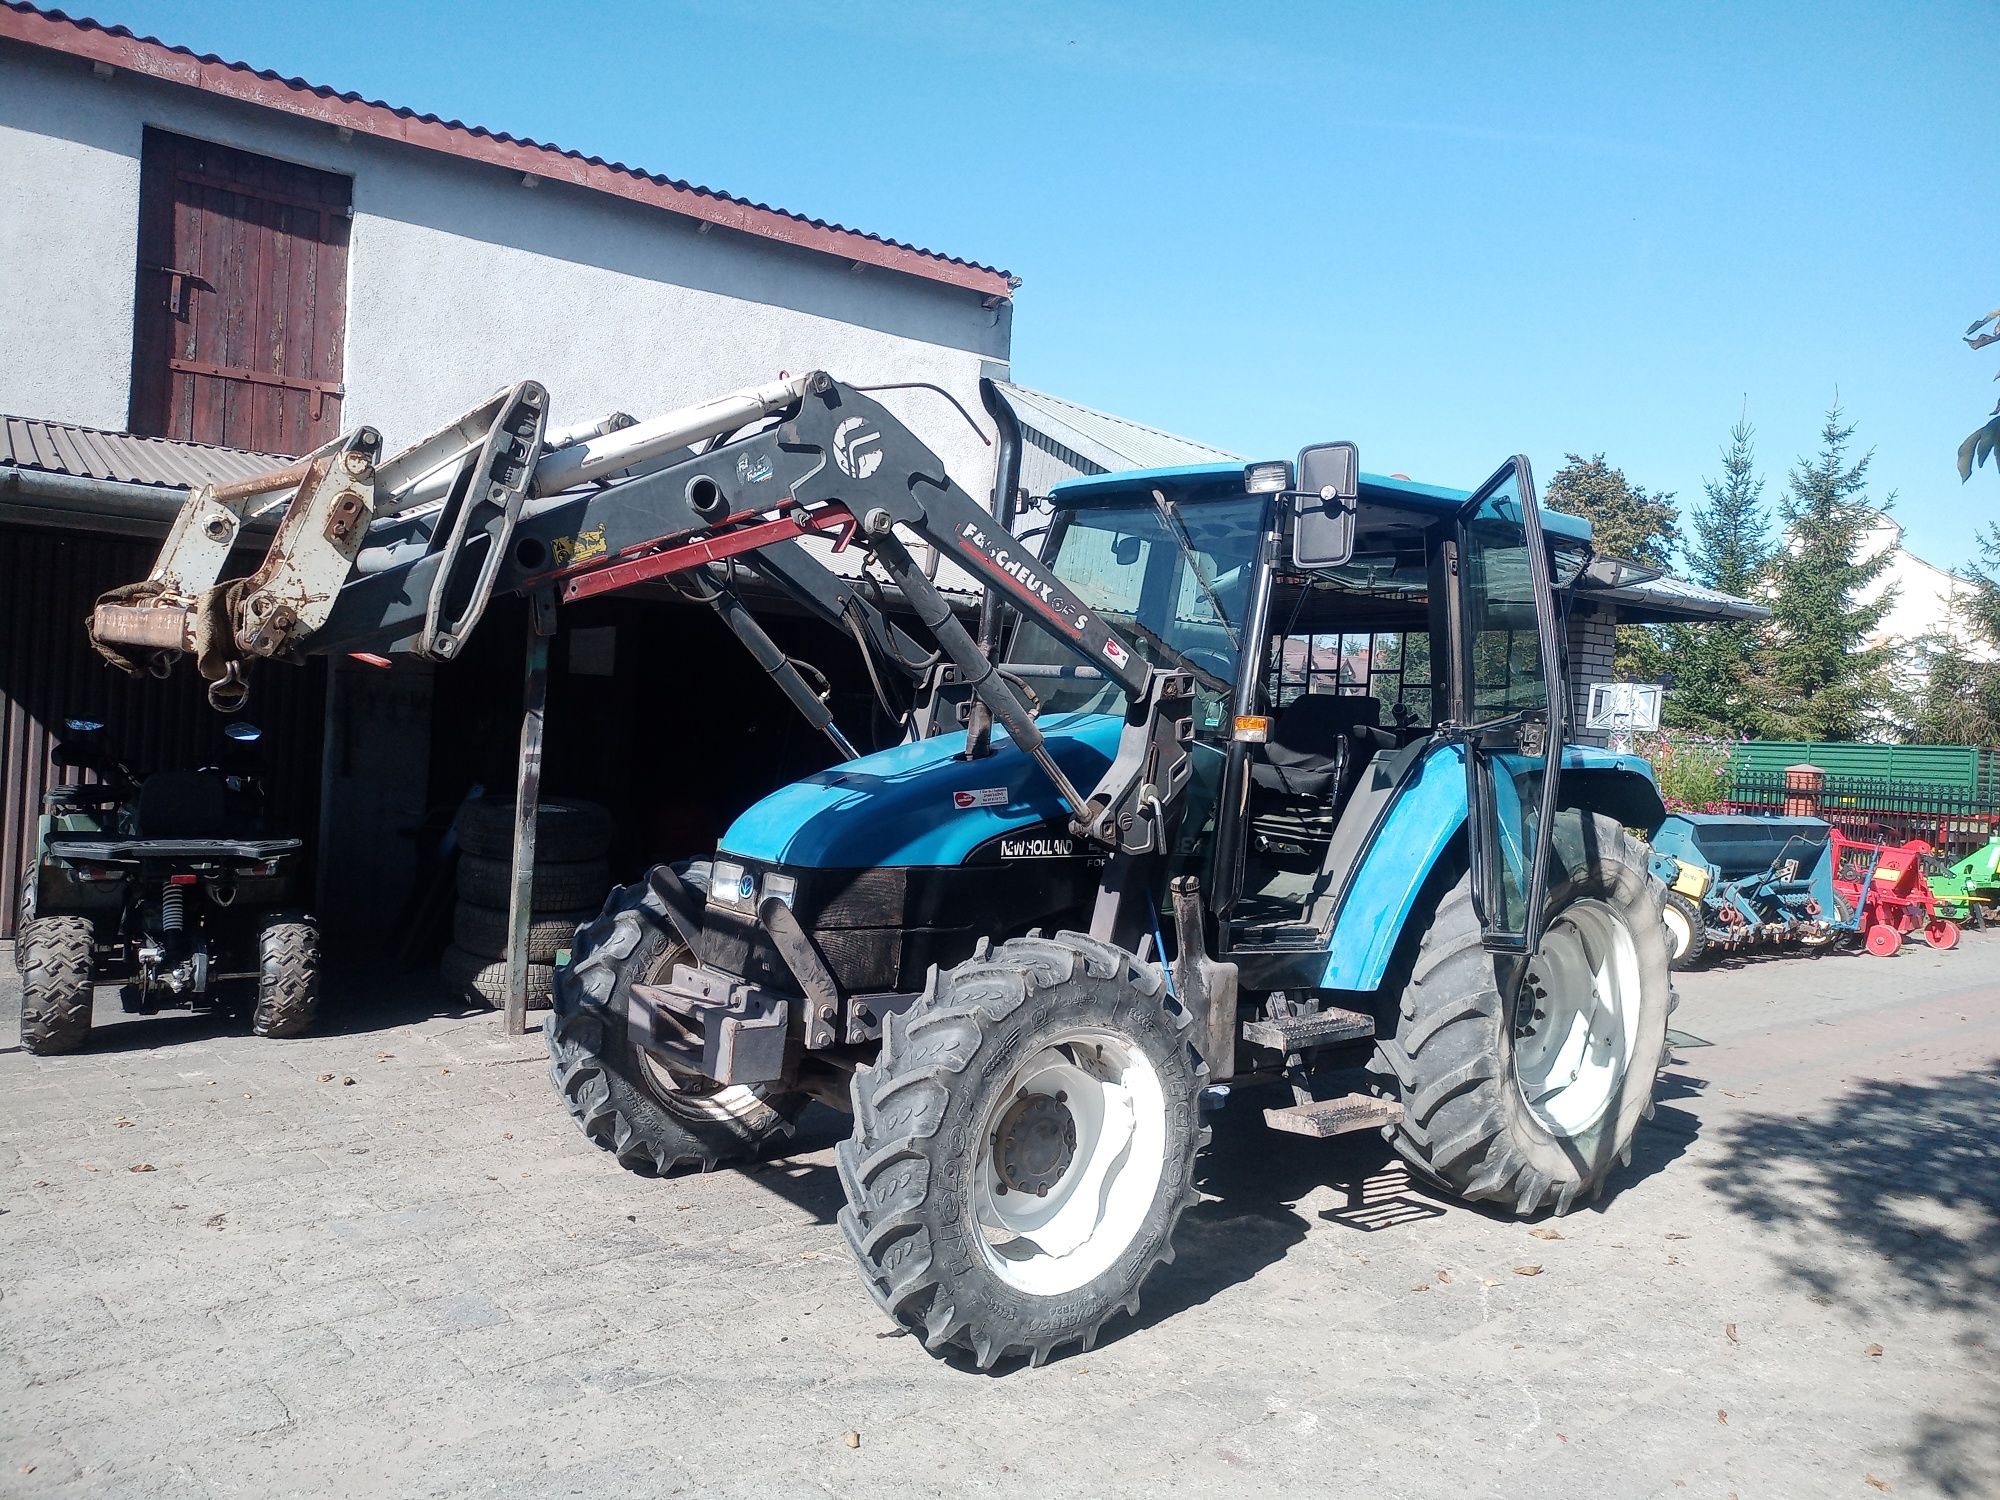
[1373,813,1671,1216]
[837,932,1207,1369]
[547,867,805,1173]
[19,916,95,1055]
[253,916,322,1037]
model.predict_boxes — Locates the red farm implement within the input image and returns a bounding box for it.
[1828,829,1960,956]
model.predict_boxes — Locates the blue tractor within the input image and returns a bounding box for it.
[87,372,1673,1368]
[533,385,1674,1367]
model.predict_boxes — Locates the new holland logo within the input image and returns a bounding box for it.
[1000,834,1080,859]
[833,417,883,479]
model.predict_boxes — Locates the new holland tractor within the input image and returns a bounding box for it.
[88,370,1672,1369]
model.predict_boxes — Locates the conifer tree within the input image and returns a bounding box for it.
[1661,410,1771,734]
[1749,402,1896,741]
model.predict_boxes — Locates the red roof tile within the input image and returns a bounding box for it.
[0,2,1016,300]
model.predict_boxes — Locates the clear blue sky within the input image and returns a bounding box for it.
[94,0,1993,567]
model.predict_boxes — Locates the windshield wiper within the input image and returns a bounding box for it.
[1151,488,1241,651]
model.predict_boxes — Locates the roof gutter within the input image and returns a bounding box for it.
[0,465,278,539]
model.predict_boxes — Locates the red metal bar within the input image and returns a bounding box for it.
[558,505,856,603]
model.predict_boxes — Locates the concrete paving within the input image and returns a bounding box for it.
[1,933,1995,1499]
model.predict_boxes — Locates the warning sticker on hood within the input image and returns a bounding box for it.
[952,787,1008,809]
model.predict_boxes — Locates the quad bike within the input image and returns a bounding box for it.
[14,717,320,1054]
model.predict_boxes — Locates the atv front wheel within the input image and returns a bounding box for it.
[838,932,1207,1368]
[1374,812,1670,1216]
[19,916,95,1055]
[253,915,322,1037]
[547,867,805,1173]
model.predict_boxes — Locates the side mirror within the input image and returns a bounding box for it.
[1290,442,1360,570]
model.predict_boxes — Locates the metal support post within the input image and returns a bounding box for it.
[505,591,557,1034]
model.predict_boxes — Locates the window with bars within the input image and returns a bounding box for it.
[1268,629,1434,725]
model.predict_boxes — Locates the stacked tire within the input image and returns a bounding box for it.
[443,797,610,1011]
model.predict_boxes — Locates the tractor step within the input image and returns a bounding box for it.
[1262,1093,1404,1138]
[1241,1006,1375,1052]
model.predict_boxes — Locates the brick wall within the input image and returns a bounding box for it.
[1567,601,1619,747]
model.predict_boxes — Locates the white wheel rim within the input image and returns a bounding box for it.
[1661,902,1691,960]
[972,1027,1167,1296]
[1514,899,1642,1139]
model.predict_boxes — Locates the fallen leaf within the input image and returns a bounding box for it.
[1665,1232,1691,1241]
[377,1052,395,1061]
[168,1203,187,1210]
[1411,1283,1431,1293]
[1865,1343,1884,1357]
[439,1068,450,1075]
[341,1077,357,1087]
[1513,1264,1544,1277]
[1717,1410,1728,1425]
[1808,1293,1833,1306]
[1481,1278,1500,1288]
[317,1074,334,1083]
[842,1431,861,1450]
[113,1118,134,1128]
[204,1213,226,1228]
[1435,1269,1453,1284]
[503,1132,514,1141]
[1864,1476,1890,1491]
[129,1163,155,1173]
[1529,1227,1564,1241]
[32,1181,49,1189]
[627,1214,637,1222]
[81,1164,98,1173]
[1725,1322,1738,1344]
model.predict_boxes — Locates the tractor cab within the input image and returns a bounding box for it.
[1009,455,1604,983]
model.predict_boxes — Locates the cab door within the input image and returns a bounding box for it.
[1449,457,1564,954]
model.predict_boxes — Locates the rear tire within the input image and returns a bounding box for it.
[838,932,1207,1368]
[18,916,95,1055]
[253,916,322,1038]
[1373,813,1671,1216]
[1661,890,1707,971]
[547,866,805,1173]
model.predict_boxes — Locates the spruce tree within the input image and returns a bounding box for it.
[1661,411,1771,734]
[1750,402,1897,741]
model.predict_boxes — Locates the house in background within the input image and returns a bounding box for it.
[0,1,1014,941]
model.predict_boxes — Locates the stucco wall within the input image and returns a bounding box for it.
[0,41,1011,494]
[0,51,140,430]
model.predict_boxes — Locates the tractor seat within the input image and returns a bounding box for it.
[1250,693,1389,803]
[137,771,230,839]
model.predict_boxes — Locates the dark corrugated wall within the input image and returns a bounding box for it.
[1,524,325,939]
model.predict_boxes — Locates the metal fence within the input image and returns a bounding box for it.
[1724,769,2000,858]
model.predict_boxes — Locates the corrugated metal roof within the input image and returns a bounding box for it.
[0,2,1014,300]
[996,383,1240,478]
[0,413,284,490]
[1591,572,1770,624]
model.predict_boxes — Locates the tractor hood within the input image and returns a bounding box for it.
[719,712,1125,869]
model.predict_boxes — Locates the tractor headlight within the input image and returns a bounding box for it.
[710,860,752,908]
[1243,461,1292,494]
[761,872,797,909]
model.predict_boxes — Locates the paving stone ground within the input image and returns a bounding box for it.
[2,935,1996,1499]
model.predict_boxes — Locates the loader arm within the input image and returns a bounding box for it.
[88,373,1191,857]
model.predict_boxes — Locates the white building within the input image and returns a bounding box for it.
[1854,512,1997,668]
[0,3,1015,940]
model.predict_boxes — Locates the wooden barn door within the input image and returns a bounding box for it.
[129,129,351,456]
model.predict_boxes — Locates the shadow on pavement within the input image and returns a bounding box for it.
[1704,1060,2000,1496]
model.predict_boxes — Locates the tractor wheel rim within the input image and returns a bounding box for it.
[972,1027,1167,1296]
[1514,898,1641,1139]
